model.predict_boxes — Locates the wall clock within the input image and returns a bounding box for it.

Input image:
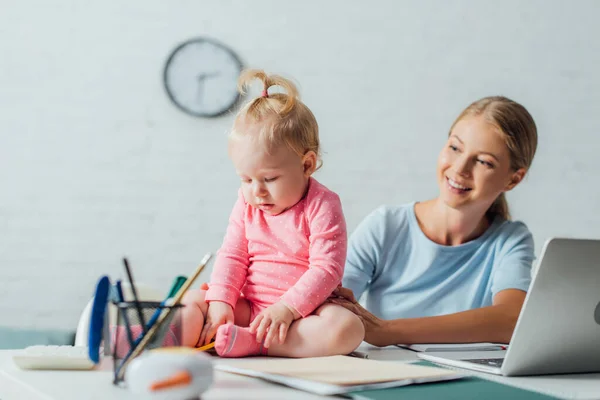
[163,37,243,117]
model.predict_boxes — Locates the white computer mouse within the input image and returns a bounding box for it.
[125,349,213,399]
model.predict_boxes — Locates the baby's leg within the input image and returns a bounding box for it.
[180,288,252,347]
[268,303,365,357]
[180,289,209,347]
[215,303,364,358]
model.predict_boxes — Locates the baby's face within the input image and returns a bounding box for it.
[229,134,310,215]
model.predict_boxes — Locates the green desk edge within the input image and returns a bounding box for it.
[346,361,558,400]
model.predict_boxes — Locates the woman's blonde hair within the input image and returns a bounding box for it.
[230,69,321,169]
[449,96,538,221]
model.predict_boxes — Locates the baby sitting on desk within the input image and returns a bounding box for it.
[180,69,364,358]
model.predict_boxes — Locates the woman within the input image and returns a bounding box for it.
[330,96,538,347]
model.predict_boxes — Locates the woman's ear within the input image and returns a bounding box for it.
[504,168,526,191]
[302,151,317,177]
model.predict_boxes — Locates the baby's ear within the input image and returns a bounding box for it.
[302,151,317,176]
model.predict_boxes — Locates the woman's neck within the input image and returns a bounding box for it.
[415,199,491,246]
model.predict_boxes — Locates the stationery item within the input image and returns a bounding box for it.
[215,355,461,396]
[151,347,208,355]
[111,301,183,360]
[167,276,187,298]
[115,280,135,347]
[125,351,213,398]
[194,342,215,352]
[115,253,212,382]
[349,350,369,359]
[12,345,95,370]
[123,257,147,335]
[148,304,181,348]
[88,275,111,364]
[141,275,189,337]
[396,343,508,352]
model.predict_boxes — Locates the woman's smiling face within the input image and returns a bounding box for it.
[437,115,521,212]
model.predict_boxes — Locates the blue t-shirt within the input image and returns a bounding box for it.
[342,203,535,320]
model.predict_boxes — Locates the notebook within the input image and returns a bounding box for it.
[397,343,508,352]
[215,355,462,396]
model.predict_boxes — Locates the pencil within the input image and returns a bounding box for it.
[123,257,147,334]
[142,275,188,336]
[194,342,215,352]
[115,280,135,347]
[116,253,212,381]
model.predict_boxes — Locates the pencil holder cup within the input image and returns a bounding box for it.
[110,301,184,385]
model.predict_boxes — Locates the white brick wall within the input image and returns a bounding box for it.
[1,0,599,330]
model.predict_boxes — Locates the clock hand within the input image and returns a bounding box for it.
[197,72,220,81]
[196,80,205,104]
[195,72,220,105]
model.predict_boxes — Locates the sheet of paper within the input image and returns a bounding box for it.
[216,355,457,386]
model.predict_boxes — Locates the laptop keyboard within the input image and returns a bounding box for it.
[464,358,504,367]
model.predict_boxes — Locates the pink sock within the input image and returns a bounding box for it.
[214,324,267,358]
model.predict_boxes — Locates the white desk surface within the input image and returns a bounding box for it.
[1,344,599,400]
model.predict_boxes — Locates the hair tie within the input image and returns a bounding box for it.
[261,89,269,98]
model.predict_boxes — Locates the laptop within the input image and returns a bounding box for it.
[419,237,600,376]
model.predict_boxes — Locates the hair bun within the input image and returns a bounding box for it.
[238,69,299,116]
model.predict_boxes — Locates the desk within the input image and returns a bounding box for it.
[1,345,599,400]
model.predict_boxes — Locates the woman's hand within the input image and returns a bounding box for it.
[329,287,387,346]
[249,301,296,348]
[199,301,234,346]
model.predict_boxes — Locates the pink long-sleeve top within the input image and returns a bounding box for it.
[205,178,347,317]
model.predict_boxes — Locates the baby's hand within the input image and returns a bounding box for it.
[199,301,234,346]
[249,301,297,348]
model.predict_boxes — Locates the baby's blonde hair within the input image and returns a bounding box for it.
[230,69,322,169]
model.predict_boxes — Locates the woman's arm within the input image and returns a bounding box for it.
[331,287,526,346]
